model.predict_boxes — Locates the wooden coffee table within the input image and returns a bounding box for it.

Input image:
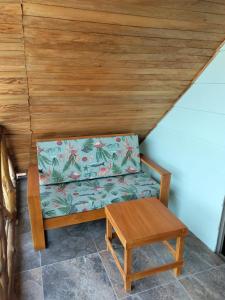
[105,198,188,291]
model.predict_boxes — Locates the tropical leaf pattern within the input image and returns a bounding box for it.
[37,135,141,185]
[40,171,160,219]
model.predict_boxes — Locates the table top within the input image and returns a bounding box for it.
[105,198,188,248]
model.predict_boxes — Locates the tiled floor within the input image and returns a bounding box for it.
[15,178,225,300]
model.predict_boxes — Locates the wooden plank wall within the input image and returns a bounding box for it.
[0,0,31,171]
[1,0,225,171]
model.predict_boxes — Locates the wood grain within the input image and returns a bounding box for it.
[1,1,225,170]
[105,198,188,290]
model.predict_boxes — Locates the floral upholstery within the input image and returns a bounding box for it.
[37,135,141,185]
[40,171,160,219]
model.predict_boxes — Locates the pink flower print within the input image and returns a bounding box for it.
[53,202,61,208]
[126,167,137,173]
[70,149,77,156]
[69,172,81,180]
[82,208,88,212]
[82,156,88,161]
[94,141,105,148]
[57,141,62,145]
[57,186,66,195]
[40,170,50,182]
[37,146,43,154]
[95,185,103,191]
[98,163,112,176]
[125,138,133,152]
[115,137,121,142]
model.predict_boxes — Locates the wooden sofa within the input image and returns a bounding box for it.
[27,133,171,250]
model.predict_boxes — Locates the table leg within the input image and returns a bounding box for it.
[174,236,184,276]
[106,218,112,251]
[124,248,132,291]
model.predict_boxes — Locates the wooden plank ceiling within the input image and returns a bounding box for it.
[1,0,225,171]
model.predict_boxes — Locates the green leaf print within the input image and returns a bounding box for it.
[63,154,81,172]
[112,152,118,161]
[44,210,57,217]
[103,182,114,192]
[58,206,71,215]
[38,154,52,169]
[112,163,122,175]
[131,157,137,167]
[82,138,94,153]
[52,169,64,183]
[96,148,111,162]
[52,157,59,168]
[54,195,73,215]
[121,150,132,166]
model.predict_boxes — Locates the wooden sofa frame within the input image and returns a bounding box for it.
[27,133,171,250]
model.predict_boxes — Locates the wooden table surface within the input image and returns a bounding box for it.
[105,198,188,248]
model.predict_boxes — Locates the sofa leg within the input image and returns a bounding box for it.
[27,165,46,250]
[31,224,46,251]
[27,195,46,250]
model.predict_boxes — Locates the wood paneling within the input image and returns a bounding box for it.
[0,1,31,171]
[1,0,225,170]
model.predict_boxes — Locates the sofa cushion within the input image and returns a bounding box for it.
[40,171,160,219]
[37,134,141,185]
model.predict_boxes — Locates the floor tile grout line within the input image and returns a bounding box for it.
[17,266,42,275]
[119,278,184,300]
[175,277,194,300]
[97,251,120,300]
[178,264,223,281]
[40,266,45,300]
[33,250,100,271]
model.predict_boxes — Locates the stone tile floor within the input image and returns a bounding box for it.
[15,178,225,300]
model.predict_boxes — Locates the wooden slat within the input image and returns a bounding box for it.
[23,27,218,50]
[22,1,225,24]
[23,3,225,34]
[23,16,225,42]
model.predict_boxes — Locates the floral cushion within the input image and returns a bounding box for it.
[37,135,141,185]
[40,171,160,219]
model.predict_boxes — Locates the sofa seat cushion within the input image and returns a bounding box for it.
[40,171,160,219]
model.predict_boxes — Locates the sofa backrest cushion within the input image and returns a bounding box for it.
[37,134,141,185]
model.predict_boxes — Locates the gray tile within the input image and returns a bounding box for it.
[185,234,224,267]
[16,231,41,272]
[17,178,28,209]
[180,265,225,300]
[100,245,176,299]
[152,239,212,277]
[125,282,191,300]
[17,205,31,234]
[88,219,123,251]
[42,252,116,300]
[88,219,107,251]
[15,268,43,300]
[40,223,97,266]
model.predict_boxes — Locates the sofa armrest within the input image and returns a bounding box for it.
[140,154,171,207]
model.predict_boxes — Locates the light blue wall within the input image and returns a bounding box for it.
[141,44,225,251]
